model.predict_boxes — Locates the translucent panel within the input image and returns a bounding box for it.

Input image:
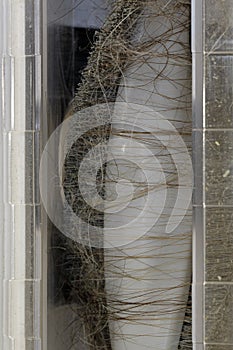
[205,346,233,350]
[205,55,233,129]
[193,0,233,348]
[46,1,192,350]
[206,208,233,282]
[205,0,233,53]
[7,0,41,56]
[205,284,233,344]
[1,56,42,132]
[9,131,40,205]
[24,205,41,280]
[205,130,233,205]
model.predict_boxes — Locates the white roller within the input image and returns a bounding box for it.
[104,2,192,349]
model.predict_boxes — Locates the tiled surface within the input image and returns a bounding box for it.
[205,130,233,205]
[205,55,233,129]
[205,345,233,350]
[194,0,233,347]
[205,284,233,344]
[206,207,233,282]
[205,0,233,53]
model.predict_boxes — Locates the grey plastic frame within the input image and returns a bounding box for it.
[192,0,204,348]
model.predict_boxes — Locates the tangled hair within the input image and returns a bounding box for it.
[66,0,142,115]
[53,0,192,349]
